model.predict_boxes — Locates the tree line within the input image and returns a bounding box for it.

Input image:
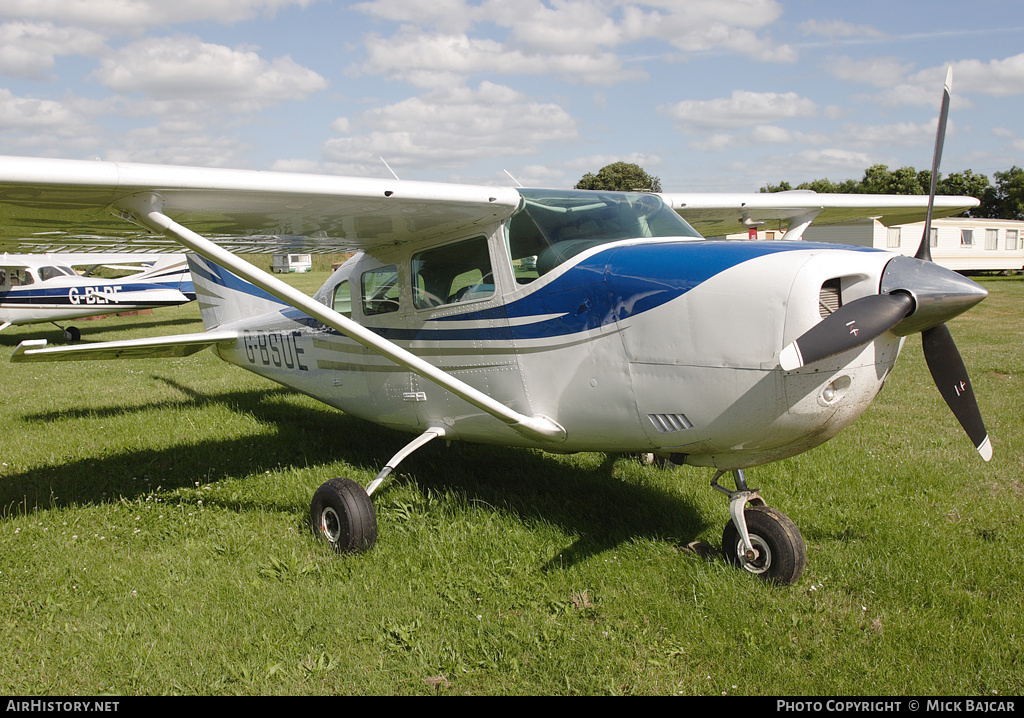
[760,164,1024,220]
[575,162,1024,220]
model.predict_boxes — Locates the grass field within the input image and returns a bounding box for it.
[0,264,1021,696]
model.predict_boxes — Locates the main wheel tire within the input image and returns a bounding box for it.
[722,506,806,585]
[310,478,377,554]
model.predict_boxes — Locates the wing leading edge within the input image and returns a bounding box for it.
[661,191,981,239]
[0,156,980,253]
[0,156,522,254]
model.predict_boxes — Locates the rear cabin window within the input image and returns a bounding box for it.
[332,280,352,317]
[0,268,34,288]
[411,236,494,309]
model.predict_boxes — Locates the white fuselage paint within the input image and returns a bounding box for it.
[207,230,903,471]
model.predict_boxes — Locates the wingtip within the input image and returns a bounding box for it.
[11,339,48,363]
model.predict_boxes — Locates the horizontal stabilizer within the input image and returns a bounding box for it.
[102,288,191,304]
[11,329,238,363]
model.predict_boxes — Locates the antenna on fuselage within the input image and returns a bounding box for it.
[380,157,400,181]
[503,169,524,187]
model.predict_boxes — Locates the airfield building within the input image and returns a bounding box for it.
[742,217,1024,273]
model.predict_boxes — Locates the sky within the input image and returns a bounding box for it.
[0,0,1022,192]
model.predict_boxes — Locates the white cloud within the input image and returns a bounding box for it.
[101,123,256,167]
[322,81,579,171]
[799,19,888,42]
[0,21,106,80]
[847,54,1024,108]
[756,147,876,181]
[823,55,915,88]
[92,36,328,110]
[837,120,938,150]
[0,88,109,155]
[358,30,645,87]
[0,88,102,133]
[350,0,795,88]
[660,90,818,132]
[952,53,1024,97]
[0,0,317,28]
[565,152,664,171]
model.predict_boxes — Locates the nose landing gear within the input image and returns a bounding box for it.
[713,469,806,585]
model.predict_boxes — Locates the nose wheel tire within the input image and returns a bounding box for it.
[722,505,806,585]
[310,478,377,554]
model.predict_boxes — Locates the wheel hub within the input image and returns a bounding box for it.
[739,534,772,574]
[320,506,341,544]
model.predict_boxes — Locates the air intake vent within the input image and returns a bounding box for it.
[819,279,842,318]
[648,413,693,434]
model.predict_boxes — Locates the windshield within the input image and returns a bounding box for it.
[507,189,701,280]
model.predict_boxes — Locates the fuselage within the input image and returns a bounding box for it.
[0,258,195,327]
[206,189,906,470]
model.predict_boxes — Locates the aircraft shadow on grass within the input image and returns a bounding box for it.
[3,376,710,571]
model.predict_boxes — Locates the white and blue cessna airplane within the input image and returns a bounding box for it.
[1,252,195,340]
[0,71,990,584]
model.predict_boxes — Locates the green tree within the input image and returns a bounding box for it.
[979,166,1024,219]
[576,162,662,192]
[860,164,926,194]
[936,170,992,217]
[760,165,1023,219]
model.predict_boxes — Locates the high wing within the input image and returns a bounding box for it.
[0,156,564,443]
[0,156,522,254]
[661,191,980,239]
[0,157,978,254]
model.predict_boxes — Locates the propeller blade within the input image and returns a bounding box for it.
[780,292,914,371]
[916,66,953,263]
[922,323,992,461]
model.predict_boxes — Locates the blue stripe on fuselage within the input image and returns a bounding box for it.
[389,240,877,343]
[0,282,185,306]
[189,257,285,306]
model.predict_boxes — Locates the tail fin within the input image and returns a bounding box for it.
[186,254,287,330]
[129,254,196,300]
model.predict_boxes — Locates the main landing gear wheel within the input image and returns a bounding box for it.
[722,505,806,585]
[310,478,377,554]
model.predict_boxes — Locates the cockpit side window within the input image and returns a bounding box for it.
[411,236,494,309]
[361,265,400,316]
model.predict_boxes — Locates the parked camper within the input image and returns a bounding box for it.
[272,254,312,273]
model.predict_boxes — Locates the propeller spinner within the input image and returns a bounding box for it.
[779,67,992,462]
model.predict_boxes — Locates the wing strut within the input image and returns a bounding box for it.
[115,194,566,445]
